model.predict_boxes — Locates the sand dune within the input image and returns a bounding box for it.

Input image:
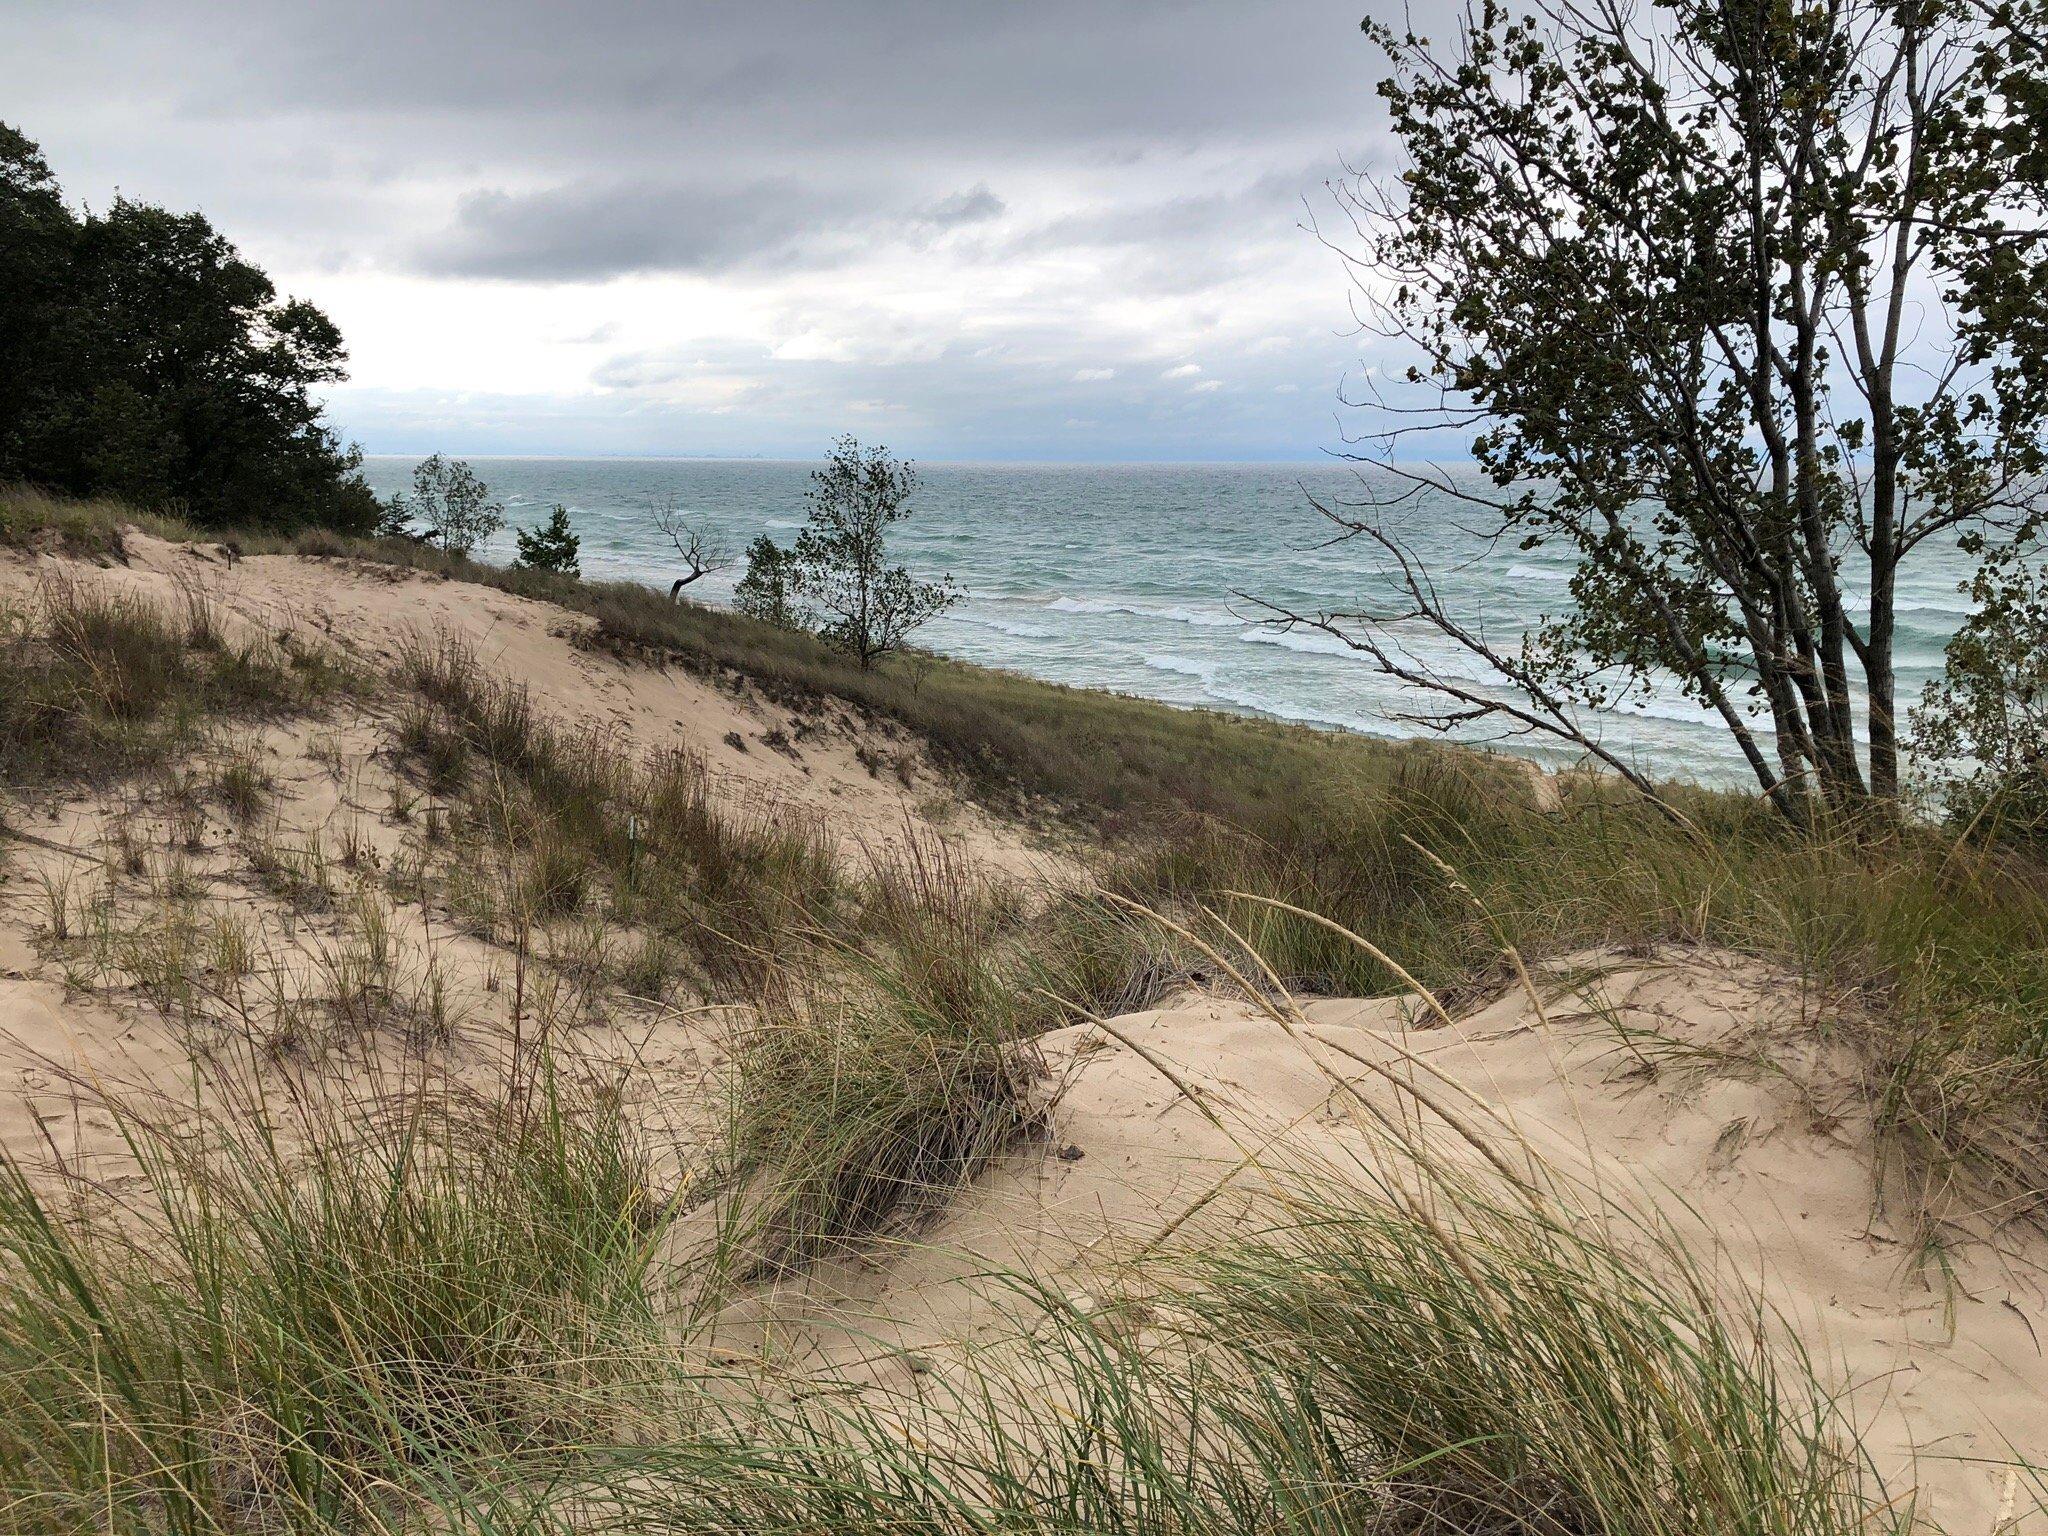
[709,952,2047,1532]
[2,530,2044,1532]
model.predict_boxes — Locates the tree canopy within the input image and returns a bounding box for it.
[737,437,957,669]
[0,123,378,534]
[1301,0,2048,822]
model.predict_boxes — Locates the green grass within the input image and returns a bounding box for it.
[0,571,334,788]
[16,482,2045,1206]
[0,1029,1908,1536]
[2,482,1427,830]
[0,1053,665,1532]
[0,481,2042,1530]
[391,631,838,992]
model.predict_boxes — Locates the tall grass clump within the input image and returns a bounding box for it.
[0,573,326,785]
[0,483,190,558]
[722,827,1211,1266]
[393,632,836,990]
[726,841,1054,1269]
[533,1131,1904,1536]
[0,1056,667,1532]
[656,899,1910,1535]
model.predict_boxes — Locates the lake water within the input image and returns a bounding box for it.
[359,456,1972,788]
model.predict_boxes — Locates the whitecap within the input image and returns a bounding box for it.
[1155,605,1245,628]
[1239,627,1361,659]
[1144,653,1219,680]
[1044,596,1248,629]
[951,613,1056,640]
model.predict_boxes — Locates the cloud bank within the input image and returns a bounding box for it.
[1,0,1399,459]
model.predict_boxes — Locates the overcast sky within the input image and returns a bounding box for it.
[3,0,1399,461]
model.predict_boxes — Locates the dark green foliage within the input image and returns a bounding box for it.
[0,123,377,534]
[746,437,958,669]
[514,504,581,576]
[733,533,798,627]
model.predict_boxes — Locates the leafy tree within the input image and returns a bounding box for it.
[514,504,581,576]
[385,455,504,558]
[0,122,377,533]
[751,437,956,669]
[1913,544,2048,842]
[0,126,76,481]
[734,535,801,627]
[1291,0,2048,823]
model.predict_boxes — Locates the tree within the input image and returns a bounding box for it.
[0,126,76,482]
[515,504,581,575]
[1288,0,2048,823]
[650,495,731,599]
[386,455,504,557]
[765,436,957,669]
[1913,543,2048,842]
[734,535,801,627]
[0,122,379,534]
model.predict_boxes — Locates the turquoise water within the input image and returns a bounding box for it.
[360,457,1971,788]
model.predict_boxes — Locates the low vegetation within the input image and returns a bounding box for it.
[0,1056,665,1532]
[0,568,335,787]
[2,485,2046,1530]
[0,1007,1902,1535]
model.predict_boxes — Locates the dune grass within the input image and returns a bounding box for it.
[0,1055,665,1533]
[0,570,335,788]
[0,1026,1907,1536]
[13,482,2043,1207]
[0,484,2031,1528]
[391,631,838,993]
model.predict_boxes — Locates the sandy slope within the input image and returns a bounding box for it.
[0,531,1064,1186]
[704,952,2048,1533]
[0,532,1067,876]
[2,532,2045,1530]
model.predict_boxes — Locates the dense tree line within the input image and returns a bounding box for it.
[0,123,378,533]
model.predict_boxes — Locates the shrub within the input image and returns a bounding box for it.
[733,533,799,627]
[515,504,582,576]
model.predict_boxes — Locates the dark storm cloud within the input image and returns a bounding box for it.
[413,177,1010,282]
[414,180,858,281]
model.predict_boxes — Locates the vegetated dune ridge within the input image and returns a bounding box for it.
[0,529,1072,1178]
[0,528,2041,1532]
[2,530,1067,875]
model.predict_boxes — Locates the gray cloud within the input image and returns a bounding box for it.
[413,177,1012,282]
[413,180,860,281]
[914,184,1005,229]
[0,0,1398,457]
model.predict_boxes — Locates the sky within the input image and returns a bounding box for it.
[0,0,1403,462]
